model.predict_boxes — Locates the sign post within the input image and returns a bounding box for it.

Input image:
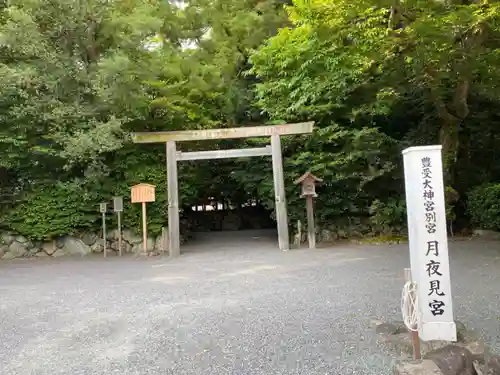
[294,172,323,249]
[131,184,156,255]
[402,145,456,342]
[99,203,107,258]
[113,197,123,257]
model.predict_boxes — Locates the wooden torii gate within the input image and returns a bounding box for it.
[131,122,314,256]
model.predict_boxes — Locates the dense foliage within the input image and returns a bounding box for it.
[467,183,500,231]
[1,0,500,240]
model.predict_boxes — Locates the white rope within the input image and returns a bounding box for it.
[401,281,420,332]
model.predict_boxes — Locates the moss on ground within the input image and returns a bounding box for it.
[356,235,408,245]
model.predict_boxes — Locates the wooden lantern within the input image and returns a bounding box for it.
[294,172,323,198]
[294,171,323,249]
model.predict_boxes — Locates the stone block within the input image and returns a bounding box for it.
[320,229,337,242]
[472,229,500,240]
[392,360,442,375]
[474,354,500,375]
[337,229,348,238]
[26,247,39,257]
[106,229,120,241]
[1,252,16,260]
[458,325,482,344]
[81,232,98,246]
[122,230,142,245]
[15,235,28,244]
[52,249,67,257]
[91,239,105,253]
[424,345,476,375]
[131,238,155,254]
[61,237,91,256]
[124,242,133,253]
[378,330,414,356]
[42,241,57,255]
[1,232,15,246]
[8,241,27,257]
[154,235,167,252]
[55,237,65,249]
[465,340,488,357]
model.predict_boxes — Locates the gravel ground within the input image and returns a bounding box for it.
[0,230,499,375]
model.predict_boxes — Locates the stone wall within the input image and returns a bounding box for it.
[293,223,407,245]
[0,229,170,260]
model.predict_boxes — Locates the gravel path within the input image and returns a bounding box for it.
[0,230,499,375]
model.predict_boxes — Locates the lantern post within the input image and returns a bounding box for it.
[294,172,323,249]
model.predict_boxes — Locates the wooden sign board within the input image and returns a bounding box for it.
[131,122,314,143]
[131,183,156,203]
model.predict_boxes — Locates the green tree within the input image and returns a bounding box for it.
[0,0,297,239]
[251,0,500,183]
[0,0,164,170]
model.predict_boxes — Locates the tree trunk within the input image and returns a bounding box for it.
[439,115,461,185]
[428,75,468,185]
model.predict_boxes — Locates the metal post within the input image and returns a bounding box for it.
[117,211,122,257]
[271,134,289,251]
[113,196,123,257]
[102,211,107,258]
[100,202,107,258]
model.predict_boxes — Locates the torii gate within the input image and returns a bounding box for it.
[131,122,314,256]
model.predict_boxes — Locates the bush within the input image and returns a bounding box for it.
[445,186,459,223]
[369,198,407,235]
[3,181,99,241]
[467,183,500,231]
[1,163,182,241]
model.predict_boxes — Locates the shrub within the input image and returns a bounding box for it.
[369,198,407,235]
[445,186,459,223]
[3,181,99,240]
[467,183,500,231]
